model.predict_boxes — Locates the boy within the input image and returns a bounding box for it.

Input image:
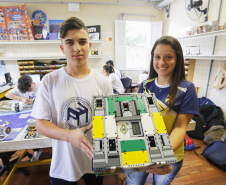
[5,75,42,161]
[5,75,39,105]
[31,17,113,185]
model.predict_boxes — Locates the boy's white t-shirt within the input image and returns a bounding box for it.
[107,73,124,93]
[8,81,40,99]
[31,68,113,182]
[114,67,121,79]
[139,74,148,84]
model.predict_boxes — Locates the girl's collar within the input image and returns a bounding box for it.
[155,78,170,88]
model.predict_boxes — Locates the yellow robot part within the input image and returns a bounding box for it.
[152,112,167,134]
[121,151,149,165]
[93,116,104,138]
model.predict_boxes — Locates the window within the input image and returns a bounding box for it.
[126,21,151,69]
[115,20,162,70]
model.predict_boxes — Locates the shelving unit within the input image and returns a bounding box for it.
[17,60,67,78]
[0,40,103,45]
[178,29,226,60]
[184,55,226,60]
[178,29,226,40]
[0,39,103,78]
[0,40,103,60]
[178,29,226,97]
[0,56,66,61]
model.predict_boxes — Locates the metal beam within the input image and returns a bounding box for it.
[0,0,159,6]
[205,0,223,97]
[156,0,175,9]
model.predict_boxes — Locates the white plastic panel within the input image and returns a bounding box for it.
[141,113,155,135]
[104,115,117,138]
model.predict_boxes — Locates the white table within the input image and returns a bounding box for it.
[0,101,52,185]
[0,125,52,153]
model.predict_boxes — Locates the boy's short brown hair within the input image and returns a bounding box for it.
[18,75,33,93]
[60,17,88,39]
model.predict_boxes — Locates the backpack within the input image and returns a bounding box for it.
[184,134,195,150]
[204,125,226,145]
[202,140,226,171]
[186,114,206,140]
[205,106,226,130]
[198,97,215,106]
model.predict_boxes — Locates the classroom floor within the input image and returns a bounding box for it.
[0,139,226,185]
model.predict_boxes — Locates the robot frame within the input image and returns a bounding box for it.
[92,93,176,175]
[0,121,11,141]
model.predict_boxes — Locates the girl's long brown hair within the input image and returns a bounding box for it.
[148,36,185,110]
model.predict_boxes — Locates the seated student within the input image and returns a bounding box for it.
[138,71,149,86]
[106,60,121,79]
[103,64,124,94]
[5,75,39,105]
[5,75,42,161]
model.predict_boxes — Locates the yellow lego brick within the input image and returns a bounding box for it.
[93,116,104,138]
[121,151,149,165]
[152,112,167,133]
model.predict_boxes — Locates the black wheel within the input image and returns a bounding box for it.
[5,127,11,134]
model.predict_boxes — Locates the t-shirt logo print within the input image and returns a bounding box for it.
[62,97,92,130]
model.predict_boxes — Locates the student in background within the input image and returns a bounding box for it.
[138,70,148,86]
[5,75,42,161]
[106,60,121,79]
[103,64,124,94]
[126,36,199,185]
[31,17,113,185]
[5,75,39,105]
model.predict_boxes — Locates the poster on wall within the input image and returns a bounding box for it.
[87,25,101,40]
[49,20,64,40]
[0,7,8,41]
[1,4,34,41]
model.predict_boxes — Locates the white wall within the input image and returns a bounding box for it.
[1,1,163,84]
[3,0,226,121]
[0,60,19,84]
[163,0,226,121]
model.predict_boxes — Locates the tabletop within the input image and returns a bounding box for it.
[0,100,52,152]
[0,84,15,94]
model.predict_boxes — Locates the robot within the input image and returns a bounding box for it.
[92,93,176,175]
[0,121,11,141]
[24,119,40,139]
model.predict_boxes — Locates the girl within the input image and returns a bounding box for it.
[103,64,124,94]
[126,36,199,185]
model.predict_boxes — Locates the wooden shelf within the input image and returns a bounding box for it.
[178,29,226,40]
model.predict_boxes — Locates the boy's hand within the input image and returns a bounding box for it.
[146,165,172,175]
[21,97,33,105]
[68,123,93,160]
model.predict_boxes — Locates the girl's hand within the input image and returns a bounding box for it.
[146,165,172,175]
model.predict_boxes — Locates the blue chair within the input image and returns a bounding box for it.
[120,77,132,93]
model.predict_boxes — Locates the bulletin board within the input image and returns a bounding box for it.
[0,7,8,40]
[0,4,34,41]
